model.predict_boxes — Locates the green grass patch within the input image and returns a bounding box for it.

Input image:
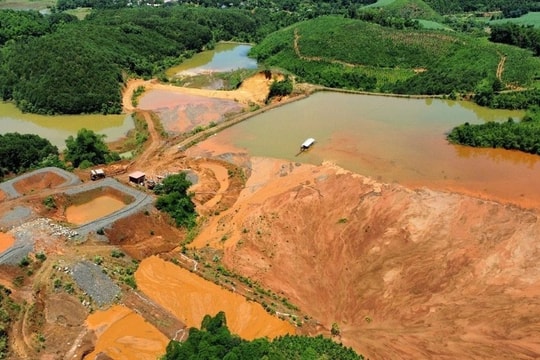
[490,12,540,28]
[0,0,54,10]
[418,19,452,30]
[64,7,92,20]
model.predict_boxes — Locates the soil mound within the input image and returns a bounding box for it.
[195,158,540,359]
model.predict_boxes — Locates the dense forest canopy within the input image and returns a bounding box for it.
[162,312,364,360]
[447,106,540,154]
[423,0,540,16]
[0,133,59,178]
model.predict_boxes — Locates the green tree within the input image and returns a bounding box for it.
[268,76,293,100]
[0,133,58,176]
[154,173,197,228]
[162,312,364,360]
[64,128,118,168]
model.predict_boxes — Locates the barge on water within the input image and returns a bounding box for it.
[300,138,315,152]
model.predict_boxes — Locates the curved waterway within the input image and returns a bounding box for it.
[0,102,133,149]
[194,92,540,209]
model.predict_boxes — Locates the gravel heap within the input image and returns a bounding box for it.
[71,261,120,307]
[0,218,78,265]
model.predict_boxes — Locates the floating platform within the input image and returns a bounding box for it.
[300,138,315,151]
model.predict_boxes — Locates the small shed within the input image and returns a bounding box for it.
[128,171,146,185]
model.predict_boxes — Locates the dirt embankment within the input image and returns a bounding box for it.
[192,157,540,359]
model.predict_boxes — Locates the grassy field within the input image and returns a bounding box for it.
[64,7,92,19]
[490,12,540,28]
[0,0,54,10]
[418,19,451,30]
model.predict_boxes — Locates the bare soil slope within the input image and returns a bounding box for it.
[194,158,540,359]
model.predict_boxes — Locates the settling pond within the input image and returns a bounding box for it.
[0,102,133,149]
[195,91,540,209]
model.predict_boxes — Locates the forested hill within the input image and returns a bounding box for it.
[423,0,539,16]
[0,7,295,115]
[250,16,540,96]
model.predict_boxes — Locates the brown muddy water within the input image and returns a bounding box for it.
[191,92,540,209]
[65,196,126,225]
[85,304,169,360]
[0,102,133,149]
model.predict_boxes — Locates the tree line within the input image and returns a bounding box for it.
[447,107,540,154]
[0,130,119,181]
[490,23,540,56]
[250,16,540,96]
[162,311,364,360]
[423,0,540,16]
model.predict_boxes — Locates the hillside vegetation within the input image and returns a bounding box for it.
[162,312,363,360]
[363,0,442,21]
[0,6,293,115]
[250,16,540,95]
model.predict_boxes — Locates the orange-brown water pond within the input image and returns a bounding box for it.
[0,233,15,253]
[84,304,169,360]
[66,195,126,225]
[188,92,540,209]
[135,256,295,340]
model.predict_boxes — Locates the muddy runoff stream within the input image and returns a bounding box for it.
[135,256,295,340]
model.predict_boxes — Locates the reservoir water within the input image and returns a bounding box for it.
[200,92,540,209]
[166,43,257,77]
[0,102,133,149]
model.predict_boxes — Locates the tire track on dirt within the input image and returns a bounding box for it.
[496,52,506,81]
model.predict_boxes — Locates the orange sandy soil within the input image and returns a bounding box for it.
[13,171,65,195]
[191,156,540,359]
[123,72,277,113]
[0,232,14,253]
[84,304,170,360]
[135,255,295,340]
[0,190,5,201]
